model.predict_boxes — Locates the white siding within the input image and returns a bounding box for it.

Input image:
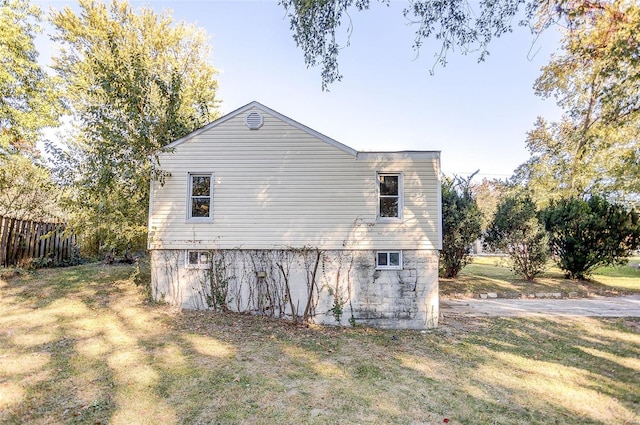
[149,106,441,251]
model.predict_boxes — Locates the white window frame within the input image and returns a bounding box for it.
[185,250,210,269]
[376,172,403,222]
[376,251,403,270]
[187,172,214,222]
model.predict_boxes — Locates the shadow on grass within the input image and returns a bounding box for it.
[1,264,639,424]
[461,317,640,422]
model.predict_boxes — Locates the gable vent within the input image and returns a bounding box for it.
[245,111,264,130]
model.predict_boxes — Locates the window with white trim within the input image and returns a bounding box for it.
[377,172,403,220]
[188,173,213,220]
[376,251,402,270]
[186,250,210,268]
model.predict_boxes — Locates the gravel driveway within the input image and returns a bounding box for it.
[440,295,640,317]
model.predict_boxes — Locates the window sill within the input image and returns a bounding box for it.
[185,264,209,270]
[186,218,213,223]
[376,217,403,223]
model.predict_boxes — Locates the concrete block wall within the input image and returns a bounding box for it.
[151,249,439,329]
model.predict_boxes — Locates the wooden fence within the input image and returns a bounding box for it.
[0,216,76,267]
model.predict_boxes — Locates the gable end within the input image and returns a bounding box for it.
[165,101,358,157]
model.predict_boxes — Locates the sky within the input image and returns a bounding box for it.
[34,0,564,180]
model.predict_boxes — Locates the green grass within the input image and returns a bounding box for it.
[441,255,640,296]
[1,263,639,424]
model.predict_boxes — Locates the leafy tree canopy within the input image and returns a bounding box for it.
[471,178,507,231]
[0,0,63,221]
[514,0,640,206]
[279,0,615,89]
[0,0,63,154]
[50,0,220,253]
[536,0,639,127]
[0,154,61,221]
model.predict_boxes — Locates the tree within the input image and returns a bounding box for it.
[511,117,603,207]
[0,154,61,221]
[0,0,64,221]
[515,1,640,205]
[0,0,62,155]
[279,0,623,89]
[49,0,220,253]
[440,173,483,278]
[471,178,506,231]
[536,1,640,129]
[484,190,549,280]
[540,196,640,280]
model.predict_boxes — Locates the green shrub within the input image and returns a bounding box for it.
[440,174,483,278]
[541,196,640,279]
[485,191,549,280]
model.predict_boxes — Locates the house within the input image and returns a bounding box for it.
[148,101,442,329]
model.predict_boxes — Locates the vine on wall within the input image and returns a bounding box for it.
[153,248,437,327]
[195,247,333,324]
[320,252,356,325]
[204,256,230,311]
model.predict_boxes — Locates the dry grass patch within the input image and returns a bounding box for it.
[0,262,639,424]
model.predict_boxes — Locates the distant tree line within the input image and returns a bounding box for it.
[441,177,640,281]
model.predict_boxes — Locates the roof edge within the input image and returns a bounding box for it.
[356,151,440,160]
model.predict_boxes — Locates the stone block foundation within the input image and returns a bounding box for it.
[151,249,439,329]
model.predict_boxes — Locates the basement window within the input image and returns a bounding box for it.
[376,251,402,270]
[186,250,210,268]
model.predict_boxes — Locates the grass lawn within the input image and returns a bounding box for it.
[441,255,640,297]
[1,263,639,424]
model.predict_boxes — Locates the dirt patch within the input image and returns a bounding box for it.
[622,319,640,332]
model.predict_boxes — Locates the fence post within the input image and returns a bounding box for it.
[8,218,18,266]
[0,216,8,267]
